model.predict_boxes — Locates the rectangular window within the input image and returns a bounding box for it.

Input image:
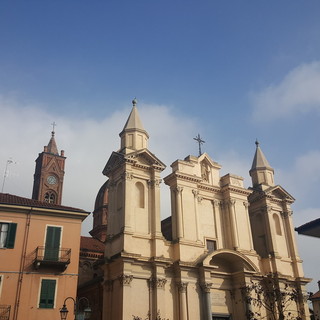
[44,226,61,261]
[39,279,56,308]
[0,222,17,249]
[206,239,217,252]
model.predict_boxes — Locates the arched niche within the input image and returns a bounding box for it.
[135,182,145,208]
[273,213,282,236]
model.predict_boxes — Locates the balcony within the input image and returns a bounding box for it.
[0,305,10,320]
[34,246,71,271]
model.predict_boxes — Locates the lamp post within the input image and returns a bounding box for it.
[60,297,92,320]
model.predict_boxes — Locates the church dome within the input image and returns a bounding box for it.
[94,180,109,212]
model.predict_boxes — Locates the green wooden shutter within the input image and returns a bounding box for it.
[44,226,61,260]
[6,223,17,248]
[39,279,56,308]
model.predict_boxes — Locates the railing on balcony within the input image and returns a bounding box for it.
[34,246,71,271]
[0,305,10,320]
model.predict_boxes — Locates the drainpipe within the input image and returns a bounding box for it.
[13,207,32,320]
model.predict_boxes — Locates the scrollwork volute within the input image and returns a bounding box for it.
[192,189,199,197]
[200,282,213,293]
[175,186,183,194]
[121,171,133,180]
[148,277,167,289]
[177,281,188,293]
[118,274,133,286]
[147,179,162,187]
[243,201,249,209]
[213,199,221,207]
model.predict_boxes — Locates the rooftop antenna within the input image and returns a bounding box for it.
[193,134,205,157]
[1,158,16,193]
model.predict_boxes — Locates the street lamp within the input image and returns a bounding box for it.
[60,297,92,320]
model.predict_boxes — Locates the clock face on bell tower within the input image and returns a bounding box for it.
[32,128,66,205]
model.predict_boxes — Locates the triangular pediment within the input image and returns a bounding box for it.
[198,152,222,169]
[103,152,125,176]
[125,149,166,171]
[265,185,295,202]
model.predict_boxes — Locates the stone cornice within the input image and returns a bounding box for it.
[221,185,252,196]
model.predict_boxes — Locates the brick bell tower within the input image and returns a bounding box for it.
[32,124,66,205]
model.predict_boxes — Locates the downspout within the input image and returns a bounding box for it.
[13,207,33,320]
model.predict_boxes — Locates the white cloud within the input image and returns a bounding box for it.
[277,150,320,205]
[252,61,320,121]
[0,98,199,234]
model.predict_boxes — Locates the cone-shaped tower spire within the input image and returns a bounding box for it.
[119,98,149,153]
[249,140,274,188]
[46,131,59,155]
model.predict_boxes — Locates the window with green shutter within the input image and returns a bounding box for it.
[44,226,61,261]
[39,279,56,308]
[0,222,17,249]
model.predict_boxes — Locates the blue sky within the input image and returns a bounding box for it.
[0,1,320,292]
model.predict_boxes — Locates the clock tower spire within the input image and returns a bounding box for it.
[32,126,66,205]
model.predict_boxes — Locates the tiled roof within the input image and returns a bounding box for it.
[80,236,105,253]
[0,193,88,213]
[311,291,320,300]
[295,218,320,238]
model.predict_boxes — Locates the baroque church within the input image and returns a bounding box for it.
[88,99,310,320]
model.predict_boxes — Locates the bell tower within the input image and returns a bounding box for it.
[32,126,66,205]
[102,99,166,258]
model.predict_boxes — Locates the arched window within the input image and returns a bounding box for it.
[44,192,56,204]
[117,182,123,210]
[273,213,282,236]
[135,182,145,208]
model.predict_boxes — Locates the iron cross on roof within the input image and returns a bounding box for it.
[193,134,205,157]
[51,121,57,132]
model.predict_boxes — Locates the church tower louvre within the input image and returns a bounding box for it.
[32,127,66,205]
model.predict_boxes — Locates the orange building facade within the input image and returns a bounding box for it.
[0,193,89,320]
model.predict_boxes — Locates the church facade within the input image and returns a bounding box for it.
[93,100,310,320]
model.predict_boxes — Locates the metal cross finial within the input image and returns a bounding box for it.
[194,134,205,156]
[51,122,57,133]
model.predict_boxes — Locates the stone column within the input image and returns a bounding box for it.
[147,178,163,237]
[149,277,167,319]
[264,205,278,256]
[201,282,213,320]
[228,199,239,250]
[118,274,133,319]
[192,189,201,242]
[213,200,223,248]
[123,171,134,232]
[175,187,184,239]
[177,282,188,320]
[243,201,254,251]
